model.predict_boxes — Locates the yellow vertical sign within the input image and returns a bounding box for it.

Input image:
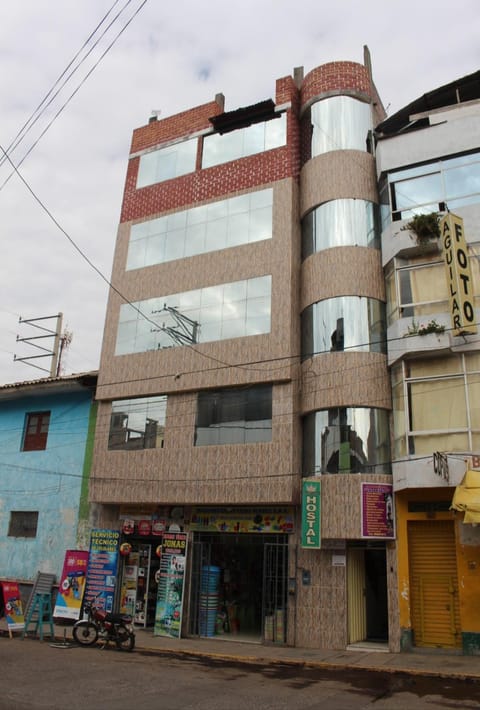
[441,213,477,336]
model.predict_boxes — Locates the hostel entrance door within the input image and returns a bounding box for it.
[347,544,388,645]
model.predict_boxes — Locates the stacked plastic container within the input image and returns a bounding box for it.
[199,565,220,636]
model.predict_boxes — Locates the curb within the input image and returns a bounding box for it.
[133,643,480,682]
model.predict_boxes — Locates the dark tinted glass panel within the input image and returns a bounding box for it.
[195,385,272,445]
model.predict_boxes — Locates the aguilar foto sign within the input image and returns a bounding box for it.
[441,213,477,336]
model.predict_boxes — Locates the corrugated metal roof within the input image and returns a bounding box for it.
[0,370,98,397]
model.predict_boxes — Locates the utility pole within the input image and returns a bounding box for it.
[14,313,71,376]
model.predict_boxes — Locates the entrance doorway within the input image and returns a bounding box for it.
[189,533,288,643]
[347,545,388,645]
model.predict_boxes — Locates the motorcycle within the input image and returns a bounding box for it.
[73,594,135,651]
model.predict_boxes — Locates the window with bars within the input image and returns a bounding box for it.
[8,511,39,537]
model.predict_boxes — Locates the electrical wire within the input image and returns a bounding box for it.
[0,0,149,192]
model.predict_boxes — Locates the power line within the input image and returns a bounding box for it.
[0,0,149,192]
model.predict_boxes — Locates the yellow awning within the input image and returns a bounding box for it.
[451,469,480,524]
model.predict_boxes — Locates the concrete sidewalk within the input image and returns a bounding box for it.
[2,618,479,681]
[131,628,480,681]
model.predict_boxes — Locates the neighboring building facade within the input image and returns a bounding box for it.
[375,70,480,653]
[90,49,397,649]
[0,373,97,584]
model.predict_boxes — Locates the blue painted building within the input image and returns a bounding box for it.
[0,372,97,584]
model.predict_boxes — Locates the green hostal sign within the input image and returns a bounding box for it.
[301,480,321,549]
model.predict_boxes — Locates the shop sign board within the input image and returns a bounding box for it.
[189,507,294,533]
[301,480,321,549]
[53,550,89,620]
[441,212,477,336]
[83,529,120,613]
[1,581,25,633]
[361,483,395,539]
[154,532,187,638]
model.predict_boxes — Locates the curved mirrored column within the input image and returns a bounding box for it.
[302,198,380,257]
[301,296,386,359]
[310,96,372,156]
[303,407,391,475]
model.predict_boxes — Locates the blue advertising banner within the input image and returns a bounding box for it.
[84,529,120,613]
[154,532,187,638]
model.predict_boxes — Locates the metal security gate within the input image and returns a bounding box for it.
[189,540,213,636]
[189,535,288,642]
[408,520,461,649]
[262,542,288,644]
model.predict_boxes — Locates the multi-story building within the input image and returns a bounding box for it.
[90,48,397,649]
[0,372,97,594]
[375,70,480,654]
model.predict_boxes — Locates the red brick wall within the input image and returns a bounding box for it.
[130,99,223,154]
[300,61,373,108]
[121,108,301,223]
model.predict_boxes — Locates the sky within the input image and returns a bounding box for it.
[0,0,478,385]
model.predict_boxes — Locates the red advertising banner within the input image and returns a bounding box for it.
[361,483,395,539]
[1,581,25,634]
[53,549,90,620]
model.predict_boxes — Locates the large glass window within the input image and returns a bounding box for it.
[388,151,480,221]
[195,385,272,445]
[127,189,273,270]
[137,138,197,188]
[116,275,272,355]
[301,296,386,359]
[392,355,480,458]
[302,199,380,257]
[310,96,372,156]
[386,256,480,325]
[109,396,167,450]
[202,113,286,168]
[303,407,391,474]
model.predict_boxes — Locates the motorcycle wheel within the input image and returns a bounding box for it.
[115,625,135,652]
[73,621,98,646]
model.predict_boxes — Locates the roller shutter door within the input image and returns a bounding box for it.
[408,520,461,648]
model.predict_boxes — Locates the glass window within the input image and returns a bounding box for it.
[310,96,372,156]
[195,385,272,445]
[127,189,273,270]
[109,396,167,450]
[388,151,480,221]
[202,113,286,168]
[22,411,50,451]
[301,296,386,359]
[302,199,380,257]
[392,355,480,458]
[387,257,480,325]
[136,138,197,188]
[303,407,391,475]
[8,511,39,538]
[115,275,272,355]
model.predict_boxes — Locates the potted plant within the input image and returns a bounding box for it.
[402,212,440,244]
[404,319,446,337]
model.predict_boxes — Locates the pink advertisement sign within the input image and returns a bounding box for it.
[53,549,89,620]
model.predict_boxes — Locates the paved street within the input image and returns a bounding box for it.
[2,637,480,709]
